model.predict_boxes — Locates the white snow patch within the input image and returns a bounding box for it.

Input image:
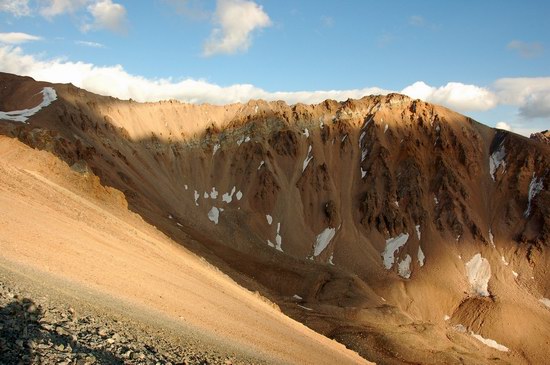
[417,246,425,267]
[434,195,439,205]
[168,214,173,220]
[398,254,412,279]
[258,160,265,170]
[210,187,218,199]
[313,227,336,256]
[444,315,451,321]
[456,235,461,242]
[524,174,544,217]
[194,191,200,206]
[267,240,275,248]
[0,87,57,123]
[382,233,410,270]
[222,186,236,203]
[236,191,243,201]
[488,229,495,247]
[303,128,310,138]
[274,223,283,252]
[237,135,250,146]
[512,271,518,278]
[328,254,335,265]
[465,254,491,297]
[361,148,368,162]
[266,214,273,225]
[501,256,509,266]
[203,192,209,199]
[489,145,506,181]
[207,207,220,224]
[384,124,389,133]
[470,332,509,352]
[361,167,366,179]
[302,145,313,172]
[415,225,421,240]
[212,143,220,156]
[184,184,188,190]
[245,136,251,143]
[176,222,183,228]
[298,304,313,311]
[539,298,550,308]
[394,201,399,208]
[453,324,467,333]
[341,134,347,142]
[292,294,302,300]
[359,131,366,148]
[254,105,258,113]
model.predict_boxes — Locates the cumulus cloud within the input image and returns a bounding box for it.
[203,0,271,56]
[493,77,550,119]
[0,32,41,44]
[401,81,498,111]
[0,45,389,104]
[507,40,544,59]
[495,122,512,131]
[82,0,127,33]
[40,0,89,18]
[0,0,30,16]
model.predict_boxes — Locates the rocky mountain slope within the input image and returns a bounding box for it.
[1,72,549,364]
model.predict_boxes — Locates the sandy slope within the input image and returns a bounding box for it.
[0,135,370,365]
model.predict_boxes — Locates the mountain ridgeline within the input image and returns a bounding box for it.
[1,73,549,365]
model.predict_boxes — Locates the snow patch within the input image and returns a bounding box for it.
[470,332,509,352]
[512,271,518,278]
[341,134,347,142]
[222,186,236,203]
[361,148,368,162]
[465,254,491,297]
[489,145,506,181]
[539,298,550,308]
[360,167,366,178]
[298,304,313,311]
[258,160,265,170]
[434,195,439,205]
[194,191,200,206]
[313,227,336,256]
[207,207,220,224]
[184,184,188,190]
[488,229,495,247]
[168,214,173,220]
[266,214,273,225]
[417,246,425,267]
[384,124,389,133]
[398,254,412,279]
[328,254,335,265]
[274,222,283,252]
[203,192,209,199]
[210,187,218,199]
[524,174,544,217]
[303,128,309,138]
[212,143,220,156]
[382,233,409,270]
[302,145,313,172]
[444,315,451,321]
[501,256,509,266]
[236,191,243,201]
[0,87,57,123]
[237,135,250,146]
[359,131,366,148]
[292,294,302,300]
[415,225,421,240]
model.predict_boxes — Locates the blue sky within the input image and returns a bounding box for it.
[0,0,549,135]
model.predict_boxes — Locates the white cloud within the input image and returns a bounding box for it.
[401,81,498,111]
[507,40,543,59]
[495,122,512,131]
[493,77,550,119]
[40,0,88,18]
[75,40,104,48]
[0,32,41,44]
[82,0,127,33]
[0,45,389,104]
[0,0,30,16]
[203,0,271,56]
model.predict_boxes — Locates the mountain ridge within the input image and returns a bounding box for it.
[1,72,549,364]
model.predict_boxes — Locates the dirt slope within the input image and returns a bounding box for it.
[1,72,549,364]
[0,135,369,365]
